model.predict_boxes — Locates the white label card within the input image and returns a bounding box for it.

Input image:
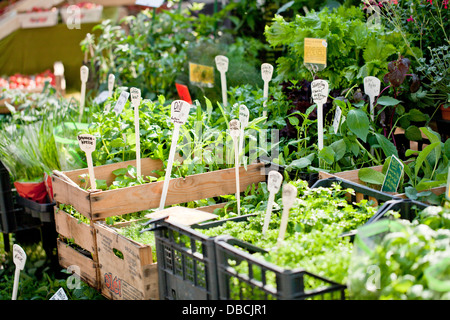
[130,87,141,107]
[333,106,342,134]
[261,63,274,82]
[364,76,381,97]
[311,79,329,105]
[80,66,89,83]
[135,0,164,7]
[77,134,96,153]
[13,244,26,270]
[229,119,240,138]
[93,91,109,104]
[50,288,69,300]
[239,105,249,128]
[268,171,283,194]
[215,55,229,73]
[170,100,191,125]
[114,91,130,115]
[282,184,297,208]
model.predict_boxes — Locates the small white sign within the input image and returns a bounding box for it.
[94,91,109,104]
[80,66,89,83]
[261,63,274,82]
[77,134,96,153]
[364,76,381,98]
[311,79,329,105]
[50,288,69,300]
[135,0,164,7]
[229,119,241,139]
[277,184,297,245]
[170,100,191,125]
[239,105,249,128]
[130,87,141,107]
[215,55,229,73]
[333,106,342,134]
[114,90,130,115]
[13,244,26,271]
[262,171,283,236]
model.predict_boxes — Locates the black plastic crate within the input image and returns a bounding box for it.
[215,235,346,300]
[154,214,254,300]
[16,195,55,223]
[212,177,403,300]
[366,198,430,224]
[311,177,402,206]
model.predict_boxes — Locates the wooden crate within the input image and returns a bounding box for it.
[52,158,267,298]
[52,158,265,221]
[318,165,445,200]
[95,220,158,300]
[54,207,100,289]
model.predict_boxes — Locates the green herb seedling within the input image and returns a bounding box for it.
[311,79,329,151]
[261,63,273,119]
[363,76,380,122]
[79,65,89,122]
[238,104,249,164]
[277,183,297,246]
[262,170,283,236]
[215,55,229,107]
[158,100,191,211]
[131,87,141,177]
[230,119,241,215]
[12,244,26,300]
[77,134,97,191]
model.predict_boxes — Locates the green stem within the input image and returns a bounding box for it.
[356,139,380,165]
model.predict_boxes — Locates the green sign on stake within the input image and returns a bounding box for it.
[381,155,404,193]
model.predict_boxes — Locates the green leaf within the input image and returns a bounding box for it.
[375,133,399,158]
[407,109,427,122]
[415,179,446,192]
[330,139,346,161]
[376,96,402,106]
[288,116,300,126]
[287,157,312,171]
[405,125,423,141]
[415,142,440,178]
[358,168,385,185]
[319,146,335,165]
[112,167,128,176]
[405,186,418,200]
[347,109,370,142]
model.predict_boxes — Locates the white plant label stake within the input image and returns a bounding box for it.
[79,65,89,122]
[364,76,381,122]
[114,90,130,116]
[230,119,241,215]
[77,134,97,190]
[215,55,229,107]
[277,184,297,246]
[105,73,115,112]
[159,100,191,210]
[261,63,273,119]
[262,171,283,236]
[311,79,329,151]
[131,87,141,177]
[12,244,26,300]
[238,104,249,164]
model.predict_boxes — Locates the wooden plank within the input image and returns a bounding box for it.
[54,207,96,252]
[63,158,163,186]
[95,222,158,300]
[57,239,99,290]
[90,162,266,220]
[52,175,92,217]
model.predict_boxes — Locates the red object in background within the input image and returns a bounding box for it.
[175,83,192,104]
[14,180,49,204]
[44,173,53,202]
[2,69,56,90]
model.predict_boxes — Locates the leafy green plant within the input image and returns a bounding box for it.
[348,203,450,300]
[264,5,407,89]
[358,127,449,204]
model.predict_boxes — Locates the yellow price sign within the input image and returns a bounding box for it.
[189,62,214,88]
[304,38,327,66]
